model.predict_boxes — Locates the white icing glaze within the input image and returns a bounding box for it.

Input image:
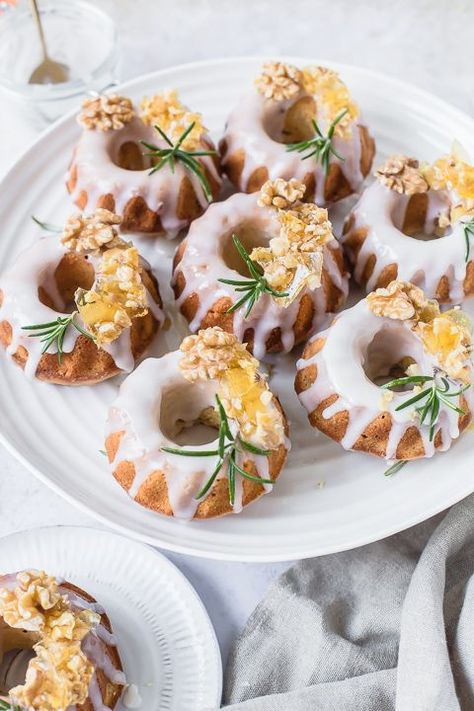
[221,88,369,204]
[0,236,164,380]
[122,684,142,709]
[173,192,348,359]
[296,298,474,459]
[342,180,470,302]
[70,116,221,239]
[106,351,284,519]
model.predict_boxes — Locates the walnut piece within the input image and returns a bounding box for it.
[0,570,101,711]
[366,281,439,322]
[61,209,124,254]
[78,94,134,131]
[375,155,429,195]
[255,62,303,102]
[76,246,148,346]
[180,327,258,383]
[139,90,206,150]
[257,178,306,209]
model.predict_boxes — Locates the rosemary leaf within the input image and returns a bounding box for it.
[31,215,62,233]
[21,312,94,363]
[384,460,408,477]
[285,109,348,175]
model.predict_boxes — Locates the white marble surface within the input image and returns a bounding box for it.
[0,0,473,673]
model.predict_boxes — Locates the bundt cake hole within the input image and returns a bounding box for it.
[159,381,220,446]
[390,192,452,241]
[108,124,158,171]
[0,624,37,694]
[37,253,95,313]
[362,324,424,389]
[264,95,317,144]
[222,220,276,276]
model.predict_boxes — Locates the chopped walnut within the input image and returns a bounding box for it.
[76,246,148,346]
[61,209,124,254]
[0,571,101,711]
[180,327,258,383]
[139,90,206,150]
[11,641,94,711]
[366,281,440,322]
[78,94,134,131]
[416,309,473,382]
[179,328,285,450]
[375,155,429,195]
[251,203,333,301]
[255,62,303,102]
[301,65,359,137]
[257,178,306,209]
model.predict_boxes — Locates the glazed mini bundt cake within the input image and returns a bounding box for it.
[0,570,125,711]
[295,281,473,461]
[342,152,474,302]
[220,62,375,204]
[105,327,290,519]
[173,178,348,359]
[0,209,164,384]
[67,90,222,236]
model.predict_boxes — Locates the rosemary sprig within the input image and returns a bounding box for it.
[462,217,474,262]
[31,215,62,232]
[139,122,216,201]
[161,394,272,505]
[22,311,94,363]
[384,460,408,477]
[0,699,20,711]
[286,108,348,174]
[218,234,288,318]
[382,374,470,442]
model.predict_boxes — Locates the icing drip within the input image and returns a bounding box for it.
[70,117,221,238]
[106,351,279,519]
[0,236,164,379]
[296,299,473,459]
[343,181,468,301]
[173,192,348,359]
[221,89,366,203]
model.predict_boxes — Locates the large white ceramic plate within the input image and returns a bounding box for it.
[0,526,222,710]
[1,57,474,561]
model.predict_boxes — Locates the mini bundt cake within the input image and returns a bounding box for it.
[295,281,473,461]
[341,152,474,302]
[220,61,375,204]
[0,570,125,711]
[67,90,222,237]
[173,178,348,359]
[105,327,290,519]
[0,209,164,384]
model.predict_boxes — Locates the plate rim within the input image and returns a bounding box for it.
[1,56,474,562]
[0,524,223,706]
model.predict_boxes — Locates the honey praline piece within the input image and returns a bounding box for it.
[342,153,474,302]
[295,281,473,461]
[105,329,290,519]
[219,62,375,205]
[67,92,222,237]
[172,188,348,359]
[0,570,125,711]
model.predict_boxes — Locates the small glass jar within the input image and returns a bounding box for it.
[0,0,118,125]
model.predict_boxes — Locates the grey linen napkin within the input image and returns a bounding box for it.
[223,493,474,710]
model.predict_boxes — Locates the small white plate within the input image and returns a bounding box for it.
[0,526,222,710]
[1,57,474,561]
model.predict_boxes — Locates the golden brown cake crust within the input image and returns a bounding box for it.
[106,399,290,520]
[295,336,472,461]
[0,259,162,385]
